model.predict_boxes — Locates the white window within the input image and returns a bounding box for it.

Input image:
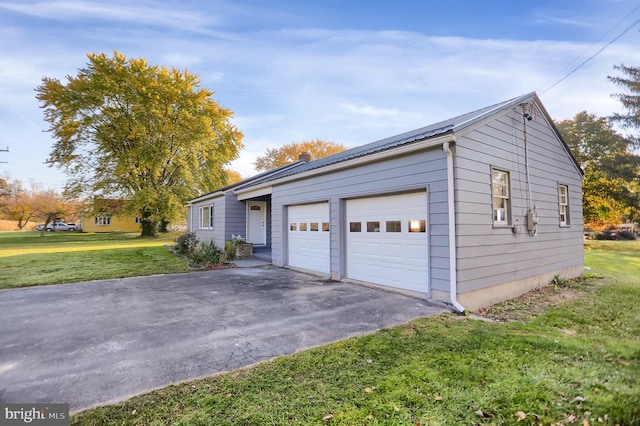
[492,169,510,225]
[559,184,570,226]
[199,204,214,229]
[94,216,111,226]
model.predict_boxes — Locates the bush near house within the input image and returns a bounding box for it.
[172,232,240,267]
[173,232,199,257]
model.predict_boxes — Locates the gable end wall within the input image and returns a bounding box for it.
[453,104,584,305]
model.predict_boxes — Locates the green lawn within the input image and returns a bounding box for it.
[70,240,640,426]
[0,231,189,289]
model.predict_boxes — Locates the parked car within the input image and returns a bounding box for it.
[35,222,77,232]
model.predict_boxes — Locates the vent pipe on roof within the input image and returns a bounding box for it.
[298,152,311,162]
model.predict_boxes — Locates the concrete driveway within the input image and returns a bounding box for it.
[0,266,448,413]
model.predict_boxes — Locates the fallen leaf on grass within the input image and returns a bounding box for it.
[434,394,443,401]
[322,414,333,422]
[475,409,494,418]
[364,387,374,393]
[515,411,526,421]
[582,419,590,426]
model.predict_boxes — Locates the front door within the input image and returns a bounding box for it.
[247,201,267,245]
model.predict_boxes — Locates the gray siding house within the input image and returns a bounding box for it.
[187,92,584,310]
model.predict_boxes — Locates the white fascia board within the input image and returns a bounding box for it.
[235,186,273,201]
[189,191,225,204]
[234,133,455,195]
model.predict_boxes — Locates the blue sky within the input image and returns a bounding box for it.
[1,0,640,190]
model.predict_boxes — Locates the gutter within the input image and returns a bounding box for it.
[443,140,466,313]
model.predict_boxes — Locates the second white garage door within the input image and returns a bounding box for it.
[287,202,330,274]
[346,192,428,293]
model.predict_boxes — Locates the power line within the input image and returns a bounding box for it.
[0,146,8,164]
[541,3,640,89]
[542,16,640,94]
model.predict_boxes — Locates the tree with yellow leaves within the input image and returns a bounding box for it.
[253,139,346,172]
[36,51,243,237]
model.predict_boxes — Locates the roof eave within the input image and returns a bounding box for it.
[234,133,455,195]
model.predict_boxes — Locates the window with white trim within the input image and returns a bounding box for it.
[94,215,111,226]
[198,204,214,229]
[558,184,570,226]
[491,168,510,225]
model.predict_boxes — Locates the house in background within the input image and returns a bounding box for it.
[81,199,141,233]
[187,92,584,310]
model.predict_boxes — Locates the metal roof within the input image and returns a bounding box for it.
[191,91,581,201]
[240,92,538,188]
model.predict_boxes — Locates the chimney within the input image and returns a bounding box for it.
[298,152,311,162]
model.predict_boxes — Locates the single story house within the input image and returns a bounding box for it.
[81,199,141,233]
[187,92,584,310]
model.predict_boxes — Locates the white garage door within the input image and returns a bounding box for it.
[287,202,330,274]
[347,192,428,293]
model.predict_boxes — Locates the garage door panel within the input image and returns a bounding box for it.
[347,192,428,293]
[288,203,330,274]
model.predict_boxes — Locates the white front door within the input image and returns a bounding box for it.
[247,201,267,245]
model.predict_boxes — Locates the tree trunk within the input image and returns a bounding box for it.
[158,218,169,233]
[139,209,157,238]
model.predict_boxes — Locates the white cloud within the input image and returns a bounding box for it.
[0,0,216,30]
[340,104,400,118]
[2,10,640,184]
[533,14,595,27]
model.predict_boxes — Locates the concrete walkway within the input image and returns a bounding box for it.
[0,266,448,413]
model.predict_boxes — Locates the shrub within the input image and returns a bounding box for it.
[173,232,199,256]
[224,240,237,260]
[223,234,246,260]
[191,240,224,266]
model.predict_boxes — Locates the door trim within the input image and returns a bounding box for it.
[246,201,267,245]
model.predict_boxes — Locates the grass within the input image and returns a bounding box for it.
[70,240,640,426]
[0,231,189,289]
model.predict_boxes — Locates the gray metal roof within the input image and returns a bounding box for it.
[238,92,538,188]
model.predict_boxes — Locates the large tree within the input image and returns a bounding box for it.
[556,112,640,229]
[37,51,243,237]
[609,64,640,142]
[253,139,346,172]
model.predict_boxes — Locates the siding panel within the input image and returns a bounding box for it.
[454,105,583,293]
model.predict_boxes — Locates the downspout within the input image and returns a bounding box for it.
[443,140,466,313]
